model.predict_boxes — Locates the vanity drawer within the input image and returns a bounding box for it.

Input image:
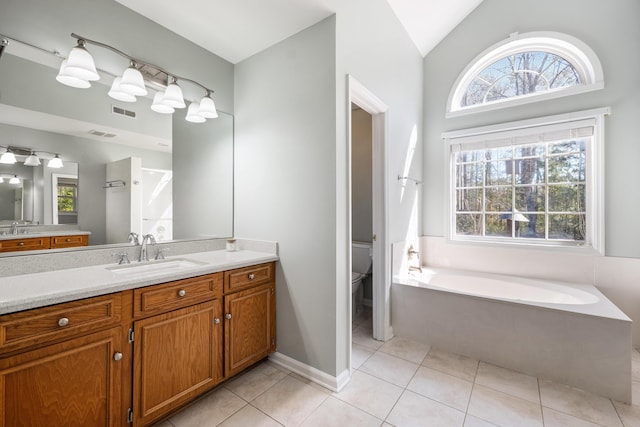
[224,262,274,293]
[50,234,89,248]
[133,273,223,318]
[0,293,123,354]
[0,237,51,252]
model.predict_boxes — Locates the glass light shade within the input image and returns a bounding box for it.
[47,155,64,169]
[185,102,205,123]
[9,175,20,185]
[56,59,92,88]
[63,45,100,82]
[162,82,186,109]
[151,92,175,114]
[0,151,17,164]
[24,152,41,166]
[198,94,218,118]
[118,66,147,96]
[108,77,136,102]
[0,177,3,183]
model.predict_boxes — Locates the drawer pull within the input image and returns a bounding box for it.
[225,313,232,320]
[177,289,186,297]
[18,242,25,246]
[248,273,255,280]
[57,317,70,327]
[214,317,221,324]
[113,352,123,361]
[65,238,71,242]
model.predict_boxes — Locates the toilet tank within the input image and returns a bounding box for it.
[352,241,373,274]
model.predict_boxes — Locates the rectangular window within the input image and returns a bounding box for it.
[57,178,78,214]
[445,110,606,253]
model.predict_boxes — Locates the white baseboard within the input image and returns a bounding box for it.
[269,352,351,392]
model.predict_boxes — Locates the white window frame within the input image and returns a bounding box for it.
[443,108,609,255]
[447,32,604,118]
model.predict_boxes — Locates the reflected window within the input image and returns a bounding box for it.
[57,177,78,223]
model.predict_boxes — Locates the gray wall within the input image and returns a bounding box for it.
[235,0,423,378]
[351,107,373,243]
[422,0,640,258]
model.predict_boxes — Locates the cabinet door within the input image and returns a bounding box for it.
[133,300,223,426]
[0,327,124,427]
[224,282,276,377]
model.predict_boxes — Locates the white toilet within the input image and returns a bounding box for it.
[352,241,373,315]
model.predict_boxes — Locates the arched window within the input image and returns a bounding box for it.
[447,32,603,117]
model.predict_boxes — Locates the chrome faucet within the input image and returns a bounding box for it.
[9,221,19,235]
[139,234,156,262]
[128,232,140,245]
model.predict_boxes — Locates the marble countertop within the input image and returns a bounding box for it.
[0,230,91,240]
[0,249,279,315]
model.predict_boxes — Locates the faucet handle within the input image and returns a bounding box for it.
[112,252,131,265]
[128,232,140,245]
[155,247,168,260]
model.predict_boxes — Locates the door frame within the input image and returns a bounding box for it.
[348,75,393,346]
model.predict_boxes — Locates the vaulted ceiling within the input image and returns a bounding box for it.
[115,0,483,63]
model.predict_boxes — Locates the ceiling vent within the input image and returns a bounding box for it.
[89,130,117,138]
[112,105,136,119]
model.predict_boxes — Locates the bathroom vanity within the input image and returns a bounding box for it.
[0,255,276,426]
[0,232,89,252]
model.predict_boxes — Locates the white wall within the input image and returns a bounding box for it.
[422,0,640,344]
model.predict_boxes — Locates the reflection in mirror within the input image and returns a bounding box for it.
[0,42,233,255]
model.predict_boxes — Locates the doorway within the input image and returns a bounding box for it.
[348,75,392,372]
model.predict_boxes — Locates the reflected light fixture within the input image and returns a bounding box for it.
[185,101,205,123]
[9,175,20,185]
[0,149,16,164]
[47,154,64,169]
[0,176,3,183]
[24,151,41,166]
[56,33,217,123]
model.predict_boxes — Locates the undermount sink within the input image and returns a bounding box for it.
[106,258,208,277]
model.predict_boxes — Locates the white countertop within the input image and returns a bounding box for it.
[0,230,91,240]
[0,249,279,315]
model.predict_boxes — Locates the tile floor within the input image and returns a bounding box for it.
[154,307,640,427]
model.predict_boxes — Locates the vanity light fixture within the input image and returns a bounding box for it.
[24,151,41,166]
[0,149,17,164]
[56,33,217,123]
[47,154,64,169]
[9,175,20,185]
[0,176,3,183]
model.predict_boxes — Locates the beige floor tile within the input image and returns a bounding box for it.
[152,422,174,427]
[379,337,431,364]
[633,349,640,382]
[542,407,603,427]
[225,361,289,402]
[422,348,478,382]
[462,415,498,426]
[359,351,419,387]
[467,384,543,427]
[288,372,333,395]
[539,380,622,427]
[352,343,374,370]
[633,381,640,407]
[333,370,403,420]
[407,366,473,411]
[168,387,246,427]
[300,396,381,427]
[614,401,640,427]
[218,405,282,427]
[475,362,540,404]
[353,324,384,351]
[251,376,329,426]
[386,390,465,427]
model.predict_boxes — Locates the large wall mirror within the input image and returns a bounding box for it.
[0,46,233,256]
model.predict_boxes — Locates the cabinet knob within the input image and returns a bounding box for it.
[65,238,71,242]
[18,242,25,246]
[225,313,232,320]
[248,273,255,280]
[214,317,221,324]
[58,317,69,327]
[178,289,186,297]
[113,352,123,361]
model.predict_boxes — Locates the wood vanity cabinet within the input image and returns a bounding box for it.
[0,261,276,427]
[0,293,128,427]
[0,234,89,253]
[132,273,224,427]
